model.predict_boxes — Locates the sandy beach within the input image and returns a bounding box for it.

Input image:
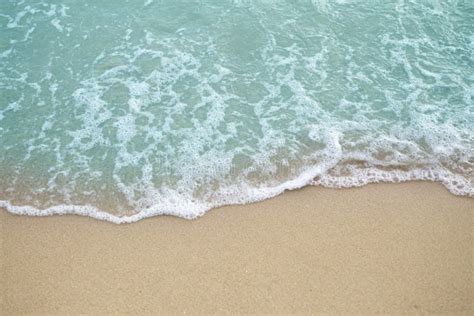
[1,182,473,315]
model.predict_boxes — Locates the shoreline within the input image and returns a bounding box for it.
[1,167,473,223]
[1,181,473,314]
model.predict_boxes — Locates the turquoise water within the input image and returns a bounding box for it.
[1,0,473,222]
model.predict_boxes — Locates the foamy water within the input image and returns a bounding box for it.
[1,0,473,223]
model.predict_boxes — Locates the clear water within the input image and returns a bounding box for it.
[1,0,473,223]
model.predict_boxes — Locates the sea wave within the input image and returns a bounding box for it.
[1,0,473,222]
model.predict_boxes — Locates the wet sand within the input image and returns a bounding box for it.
[1,182,473,314]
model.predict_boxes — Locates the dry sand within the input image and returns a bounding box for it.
[1,182,473,315]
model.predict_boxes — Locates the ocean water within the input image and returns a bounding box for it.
[0,0,473,223]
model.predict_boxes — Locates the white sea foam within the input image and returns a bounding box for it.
[1,165,472,224]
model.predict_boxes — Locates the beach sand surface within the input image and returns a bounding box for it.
[1,182,473,315]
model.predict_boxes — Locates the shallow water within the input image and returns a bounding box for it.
[1,0,473,222]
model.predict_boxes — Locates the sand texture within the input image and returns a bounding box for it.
[1,182,473,315]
